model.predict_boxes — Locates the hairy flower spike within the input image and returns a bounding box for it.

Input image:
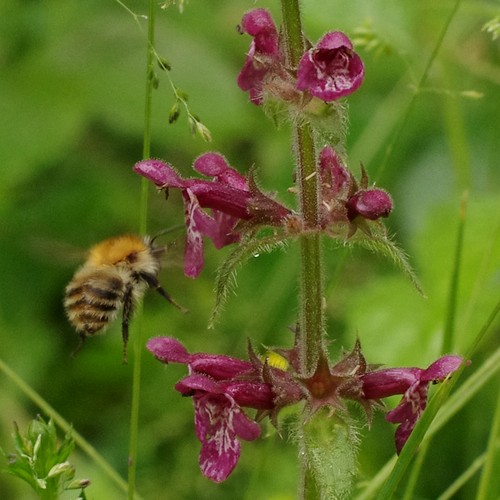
[297,32,365,101]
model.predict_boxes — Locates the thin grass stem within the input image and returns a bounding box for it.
[375,0,463,182]
[127,1,156,498]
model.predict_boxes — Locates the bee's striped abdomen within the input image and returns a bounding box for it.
[64,268,126,336]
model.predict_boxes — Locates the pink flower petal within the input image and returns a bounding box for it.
[133,159,184,187]
[190,356,254,380]
[183,189,212,277]
[195,393,259,483]
[241,9,277,47]
[362,368,422,399]
[194,153,249,191]
[176,374,222,395]
[221,381,275,410]
[317,31,354,51]
[319,145,352,196]
[146,336,190,364]
[421,355,463,383]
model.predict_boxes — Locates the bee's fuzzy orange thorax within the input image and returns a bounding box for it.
[88,235,148,266]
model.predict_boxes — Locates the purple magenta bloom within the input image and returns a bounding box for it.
[237,9,281,104]
[147,337,285,482]
[134,154,291,277]
[362,355,463,453]
[297,32,364,101]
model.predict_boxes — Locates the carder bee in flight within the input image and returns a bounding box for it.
[64,234,185,362]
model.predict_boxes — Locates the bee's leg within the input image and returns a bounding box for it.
[139,272,188,313]
[121,287,134,364]
[70,333,87,358]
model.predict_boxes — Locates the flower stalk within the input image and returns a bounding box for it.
[281,0,324,371]
[295,123,323,373]
[281,0,325,497]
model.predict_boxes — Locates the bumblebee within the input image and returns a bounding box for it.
[64,234,184,361]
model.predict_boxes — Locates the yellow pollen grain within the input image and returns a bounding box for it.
[264,351,289,371]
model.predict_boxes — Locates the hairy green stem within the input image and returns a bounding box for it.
[295,123,323,371]
[281,0,323,380]
[128,1,156,498]
[281,1,324,498]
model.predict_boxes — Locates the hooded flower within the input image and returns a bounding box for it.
[147,336,302,482]
[297,31,365,101]
[134,154,291,277]
[237,9,282,104]
[362,355,463,453]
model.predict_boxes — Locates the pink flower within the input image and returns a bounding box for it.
[362,355,463,453]
[237,9,281,104]
[134,154,291,277]
[297,32,364,101]
[147,336,294,482]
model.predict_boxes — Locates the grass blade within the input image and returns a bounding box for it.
[475,382,500,500]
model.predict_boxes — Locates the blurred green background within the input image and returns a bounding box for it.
[0,0,498,498]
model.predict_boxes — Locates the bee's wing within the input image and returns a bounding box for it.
[158,238,185,270]
[27,236,88,266]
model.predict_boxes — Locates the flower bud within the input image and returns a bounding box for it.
[47,461,74,478]
[346,189,392,221]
